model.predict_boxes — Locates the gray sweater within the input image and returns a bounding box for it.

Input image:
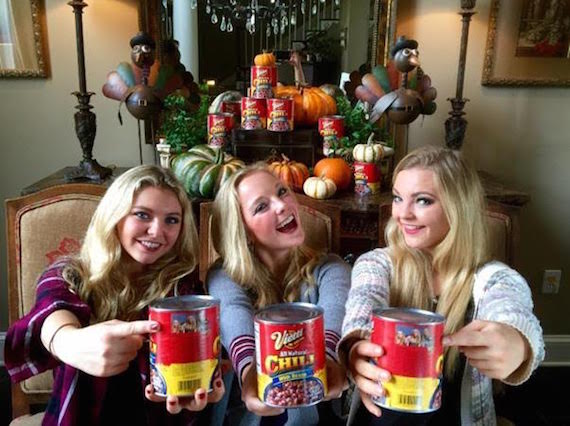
[207,254,351,426]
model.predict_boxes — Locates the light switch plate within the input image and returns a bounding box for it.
[542,269,561,294]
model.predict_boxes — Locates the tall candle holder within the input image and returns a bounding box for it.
[65,1,112,182]
[445,0,476,150]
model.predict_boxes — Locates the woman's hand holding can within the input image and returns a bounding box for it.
[348,340,391,417]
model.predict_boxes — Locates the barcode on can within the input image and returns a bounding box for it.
[177,379,202,393]
[399,394,421,407]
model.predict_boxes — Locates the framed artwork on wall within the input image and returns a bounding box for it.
[482,0,570,87]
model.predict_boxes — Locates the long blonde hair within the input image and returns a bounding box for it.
[211,164,323,308]
[63,165,199,322]
[385,146,490,376]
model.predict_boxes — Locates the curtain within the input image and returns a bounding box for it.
[0,0,38,70]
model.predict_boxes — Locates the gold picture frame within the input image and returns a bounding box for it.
[0,0,50,78]
[482,0,570,87]
[370,0,398,66]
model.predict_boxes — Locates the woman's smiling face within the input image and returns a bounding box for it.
[237,171,305,259]
[117,186,182,271]
[392,167,450,252]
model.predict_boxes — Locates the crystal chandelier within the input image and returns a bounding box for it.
[188,0,341,35]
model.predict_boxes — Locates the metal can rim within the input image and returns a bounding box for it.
[149,294,220,311]
[372,307,445,324]
[255,302,323,323]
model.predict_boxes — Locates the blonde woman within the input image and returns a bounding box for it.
[6,165,224,425]
[207,164,350,425]
[339,146,544,425]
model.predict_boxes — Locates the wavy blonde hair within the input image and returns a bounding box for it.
[385,146,490,377]
[63,165,199,322]
[211,164,323,308]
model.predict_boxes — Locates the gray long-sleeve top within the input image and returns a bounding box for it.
[208,254,351,384]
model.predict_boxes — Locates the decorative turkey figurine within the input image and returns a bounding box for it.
[102,33,200,121]
[355,36,437,125]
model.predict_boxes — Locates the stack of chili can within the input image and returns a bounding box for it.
[242,62,294,132]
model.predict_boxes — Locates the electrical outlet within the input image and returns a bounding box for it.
[542,270,561,294]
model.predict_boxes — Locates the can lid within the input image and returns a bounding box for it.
[150,295,220,311]
[372,307,445,324]
[255,302,323,323]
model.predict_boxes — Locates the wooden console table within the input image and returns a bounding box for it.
[21,167,529,265]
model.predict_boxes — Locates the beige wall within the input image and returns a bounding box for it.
[0,0,155,329]
[397,0,570,333]
[1,0,569,335]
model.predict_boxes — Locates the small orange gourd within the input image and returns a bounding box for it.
[267,154,310,192]
[254,51,276,67]
[313,157,352,191]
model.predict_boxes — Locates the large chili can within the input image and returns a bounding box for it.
[255,303,327,407]
[149,295,221,397]
[251,66,277,99]
[354,161,381,196]
[267,98,294,132]
[207,113,232,148]
[371,308,445,413]
[318,115,345,156]
[241,97,267,130]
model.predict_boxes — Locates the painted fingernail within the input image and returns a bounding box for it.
[198,392,206,400]
[150,322,160,332]
[216,379,223,388]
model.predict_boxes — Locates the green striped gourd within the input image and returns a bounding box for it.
[170,144,245,199]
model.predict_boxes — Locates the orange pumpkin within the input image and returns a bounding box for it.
[267,154,310,192]
[273,86,336,127]
[314,157,352,191]
[254,51,276,66]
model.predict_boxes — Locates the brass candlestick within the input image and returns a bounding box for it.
[445,0,476,150]
[65,0,111,182]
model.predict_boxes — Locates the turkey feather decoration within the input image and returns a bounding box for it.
[355,36,437,125]
[102,34,200,121]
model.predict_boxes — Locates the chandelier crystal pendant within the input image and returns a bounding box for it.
[190,0,341,35]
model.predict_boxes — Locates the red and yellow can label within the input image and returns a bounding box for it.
[149,301,220,397]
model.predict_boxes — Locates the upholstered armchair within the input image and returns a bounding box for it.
[5,184,105,420]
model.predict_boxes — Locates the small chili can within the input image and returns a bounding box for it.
[251,66,277,99]
[255,303,327,408]
[207,113,231,148]
[241,97,267,130]
[222,100,241,123]
[267,98,294,132]
[149,295,221,397]
[318,115,345,156]
[353,161,381,196]
[371,308,445,413]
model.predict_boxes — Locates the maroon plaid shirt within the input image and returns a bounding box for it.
[5,262,200,426]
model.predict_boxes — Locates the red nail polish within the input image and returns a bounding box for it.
[199,392,206,400]
[216,379,223,388]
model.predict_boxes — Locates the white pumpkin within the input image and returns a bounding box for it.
[303,176,337,199]
[352,133,384,163]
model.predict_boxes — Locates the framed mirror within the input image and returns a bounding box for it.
[370,0,398,67]
[0,0,49,78]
